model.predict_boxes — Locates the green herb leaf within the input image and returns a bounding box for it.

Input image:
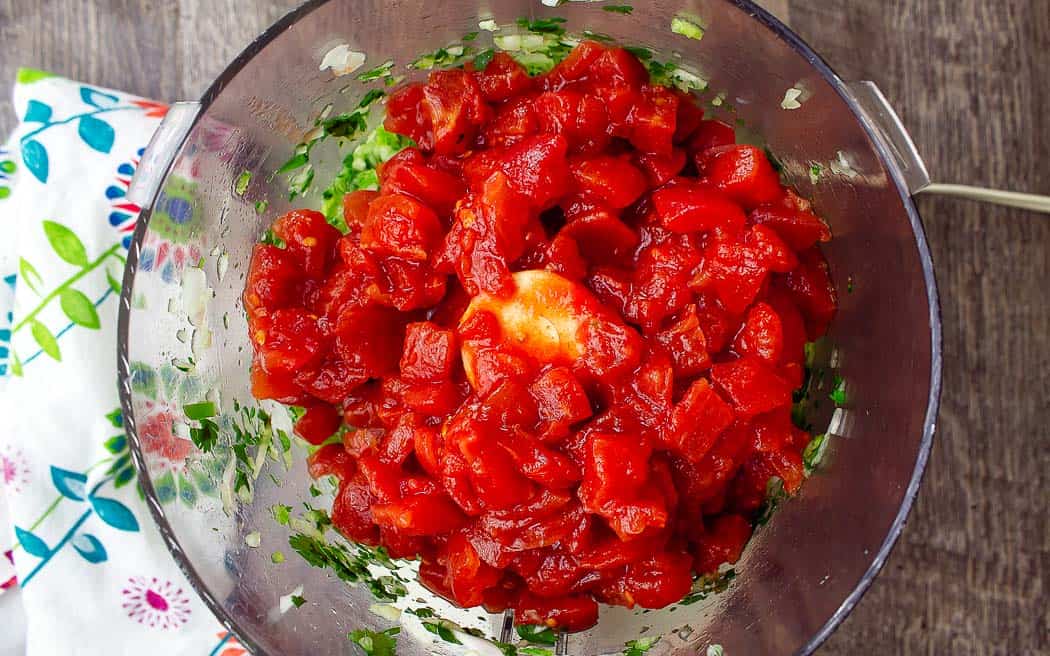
[289,533,408,601]
[348,627,399,656]
[287,164,315,200]
[829,375,847,406]
[462,31,479,41]
[272,503,292,525]
[603,5,634,14]
[474,48,496,70]
[276,152,308,174]
[809,162,824,184]
[357,60,395,82]
[183,401,216,420]
[234,170,252,196]
[290,594,306,608]
[423,620,463,645]
[59,287,100,328]
[516,624,557,645]
[755,476,788,526]
[260,228,285,248]
[802,433,828,475]
[671,16,705,40]
[358,89,387,109]
[271,550,285,564]
[516,16,567,35]
[625,637,659,656]
[679,568,737,605]
[323,112,369,139]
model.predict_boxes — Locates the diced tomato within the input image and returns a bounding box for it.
[733,302,784,362]
[590,47,649,87]
[749,203,832,250]
[569,155,648,209]
[626,85,679,155]
[422,69,490,155]
[244,244,302,314]
[534,90,610,154]
[653,183,747,234]
[545,40,606,89]
[294,403,343,445]
[561,209,640,267]
[530,367,593,438]
[664,378,734,461]
[710,356,795,418]
[271,209,340,279]
[307,443,354,480]
[695,514,752,574]
[655,305,712,377]
[476,52,533,102]
[673,92,705,143]
[634,148,688,187]
[361,193,443,261]
[776,246,837,338]
[605,552,694,609]
[697,144,783,209]
[343,189,378,234]
[371,493,468,536]
[483,95,540,147]
[380,148,466,218]
[384,83,431,149]
[400,321,457,383]
[688,119,735,154]
[514,593,599,631]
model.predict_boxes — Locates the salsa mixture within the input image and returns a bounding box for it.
[245,41,836,632]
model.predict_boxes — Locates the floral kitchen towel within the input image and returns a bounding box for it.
[0,69,246,656]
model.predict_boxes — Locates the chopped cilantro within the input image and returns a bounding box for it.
[323,111,369,139]
[411,44,474,70]
[603,4,634,14]
[407,606,435,618]
[679,568,737,605]
[755,476,788,526]
[462,31,479,41]
[519,648,554,656]
[289,533,407,601]
[829,375,847,406]
[290,594,306,608]
[516,16,567,35]
[517,624,557,644]
[422,620,462,644]
[272,503,292,525]
[809,162,824,184]
[803,433,828,475]
[188,417,219,452]
[624,46,653,60]
[276,151,308,174]
[358,88,386,109]
[357,60,395,82]
[234,170,252,196]
[349,627,400,656]
[254,199,269,215]
[474,48,496,70]
[320,126,413,229]
[671,16,705,40]
[581,30,615,43]
[183,401,216,420]
[287,164,314,200]
[309,483,323,497]
[625,637,659,655]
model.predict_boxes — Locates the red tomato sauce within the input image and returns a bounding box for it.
[245,43,836,631]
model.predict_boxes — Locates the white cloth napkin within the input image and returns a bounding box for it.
[0,69,247,656]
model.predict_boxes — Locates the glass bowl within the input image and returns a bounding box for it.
[118,1,941,654]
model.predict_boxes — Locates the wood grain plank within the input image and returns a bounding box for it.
[0,0,182,136]
[787,1,1050,654]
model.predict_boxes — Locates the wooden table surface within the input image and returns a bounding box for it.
[0,1,1046,654]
